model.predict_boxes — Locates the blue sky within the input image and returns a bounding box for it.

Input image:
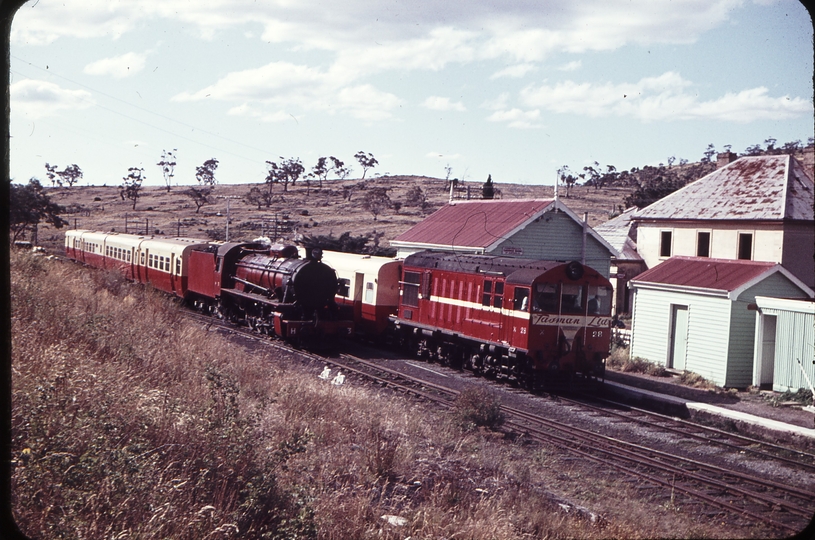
[8,0,814,188]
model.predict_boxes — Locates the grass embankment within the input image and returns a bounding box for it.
[11,251,733,539]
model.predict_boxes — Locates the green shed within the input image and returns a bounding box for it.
[629,257,813,388]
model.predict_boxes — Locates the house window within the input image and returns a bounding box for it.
[659,231,672,258]
[738,233,753,260]
[696,232,711,258]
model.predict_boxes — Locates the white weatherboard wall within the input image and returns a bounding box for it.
[754,296,815,393]
[630,288,732,386]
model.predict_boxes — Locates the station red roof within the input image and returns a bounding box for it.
[632,257,778,293]
[393,199,556,250]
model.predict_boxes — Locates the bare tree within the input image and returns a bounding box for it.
[121,167,145,210]
[157,149,178,192]
[245,185,273,209]
[186,187,213,213]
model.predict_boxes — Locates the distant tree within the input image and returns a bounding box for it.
[309,157,330,190]
[300,231,395,256]
[245,185,273,209]
[196,158,219,186]
[186,187,213,213]
[667,156,675,169]
[701,143,716,163]
[404,185,428,209]
[557,165,578,198]
[45,163,58,187]
[743,143,763,156]
[482,174,495,199]
[44,163,83,187]
[266,157,304,192]
[9,177,68,243]
[781,140,802,154]
[764,137,777,154]
[362,187,392,220]
[120,167,145,210]
[330,156,351,180]
[354,151,378,179]
[157,149,177,192]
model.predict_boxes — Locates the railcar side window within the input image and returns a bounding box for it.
[365,282,374,303]
[513,287,530,312]
[494,281,504,309]
[176,259,181,275]
[337,278,350,297]
[402,271,421,307]
[482,280,492,306]
[561,284,584,314]
[533,284,558,313]
[587,285,612,315]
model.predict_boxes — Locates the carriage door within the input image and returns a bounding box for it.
[353,272,364,322]
[669,305,688,370]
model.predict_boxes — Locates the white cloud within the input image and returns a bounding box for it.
[557,60,581,71]
[10,79,94,118]
[84,52,147,78]
[486,108,541,129]
[490,63,537,79]
[421,96,466,112]
[520,71,813,123]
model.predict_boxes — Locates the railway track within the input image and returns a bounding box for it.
[187,310,815,534]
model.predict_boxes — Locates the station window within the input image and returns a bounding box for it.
[659,230,672,258]
[697,232,711,257]
[738,233,752,260]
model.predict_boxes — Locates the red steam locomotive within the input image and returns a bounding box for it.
[65,230,352,343]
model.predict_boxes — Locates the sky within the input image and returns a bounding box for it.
[7,0,814,189]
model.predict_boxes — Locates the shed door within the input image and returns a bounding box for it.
[758,315,777,389]
[669,305,688,370]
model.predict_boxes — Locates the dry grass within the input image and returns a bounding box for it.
[11,250,753,538]
[606,346,670,377]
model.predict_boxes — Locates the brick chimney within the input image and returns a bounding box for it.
[717,151,737,169]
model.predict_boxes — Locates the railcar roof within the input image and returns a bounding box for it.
[404,251,563,278]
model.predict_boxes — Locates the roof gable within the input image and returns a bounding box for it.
[392,198,617,256]
[630,256,814,298]
[634,155,814,222]
[393,199,555,249]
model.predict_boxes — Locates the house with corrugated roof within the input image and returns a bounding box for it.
[629,257,813,388]
[632,154,815,289]
[390,198,617,277]
[593,207,646,314]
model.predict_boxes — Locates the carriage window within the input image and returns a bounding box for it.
[141,252,145,265]
[365,282,375,303]
[533,284,558,313]
[402,271,421,307]
[337,278,350,297]
[494,281,504,309]
[587,285,612,315]
[513,287,530,312]
[176,258,181,275]
[561,284,584,314]
[482,280,492,306]
[128,251,131,263]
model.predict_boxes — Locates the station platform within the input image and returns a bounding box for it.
[601,370,815,446]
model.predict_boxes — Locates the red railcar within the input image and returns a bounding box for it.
[392,252,613,385]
